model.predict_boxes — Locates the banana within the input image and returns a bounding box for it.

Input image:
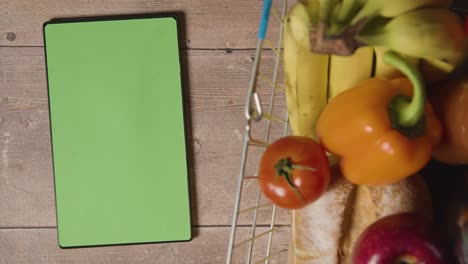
[357,8,468,68]
[328,0,366,35]
[328,46,374,100]
[375,46,454,83]
[350,0,453,25]
[373,46,420,79]
[334,0,366,23]
[419,58,455,84]
[283,1,329,140]
[318,0,339,25]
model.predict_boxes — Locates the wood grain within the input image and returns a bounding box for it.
[0,1,293,259]
[0,0,289,48]
[0,47,290,227]
[0,227,290,264]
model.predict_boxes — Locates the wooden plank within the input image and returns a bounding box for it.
[0,47,290,227]
[0,0,289,48]
[0,227,290,264]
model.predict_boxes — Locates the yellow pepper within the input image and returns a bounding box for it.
[317,51,442,186]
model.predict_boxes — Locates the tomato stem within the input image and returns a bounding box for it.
[274,158,311,204]
[291,164,317,171]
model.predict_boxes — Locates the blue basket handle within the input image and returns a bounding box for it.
[258,0,272,40]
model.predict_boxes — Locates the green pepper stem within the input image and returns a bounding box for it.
[383,51,426,127]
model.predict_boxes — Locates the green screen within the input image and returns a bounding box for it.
[44,16,191,247]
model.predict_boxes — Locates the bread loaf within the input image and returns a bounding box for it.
[289,166,432,264]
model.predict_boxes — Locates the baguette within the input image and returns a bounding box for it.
[289,166,432,264]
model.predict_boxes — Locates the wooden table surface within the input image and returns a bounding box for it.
[4,1,467,263]
[0,0,292,263]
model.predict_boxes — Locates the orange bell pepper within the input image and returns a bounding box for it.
[316,51,442,186]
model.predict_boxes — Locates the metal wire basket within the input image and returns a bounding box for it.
[226,1,468,263]
[226,0,292,263]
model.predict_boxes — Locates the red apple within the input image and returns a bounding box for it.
[352,213,446,264]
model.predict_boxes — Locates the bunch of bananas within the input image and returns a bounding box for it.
[283,0,467,139]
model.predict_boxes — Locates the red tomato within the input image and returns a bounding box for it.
[258,136,330,209]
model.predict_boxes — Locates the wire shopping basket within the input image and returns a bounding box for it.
[225,1,468,263]
[226,0,292,263]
